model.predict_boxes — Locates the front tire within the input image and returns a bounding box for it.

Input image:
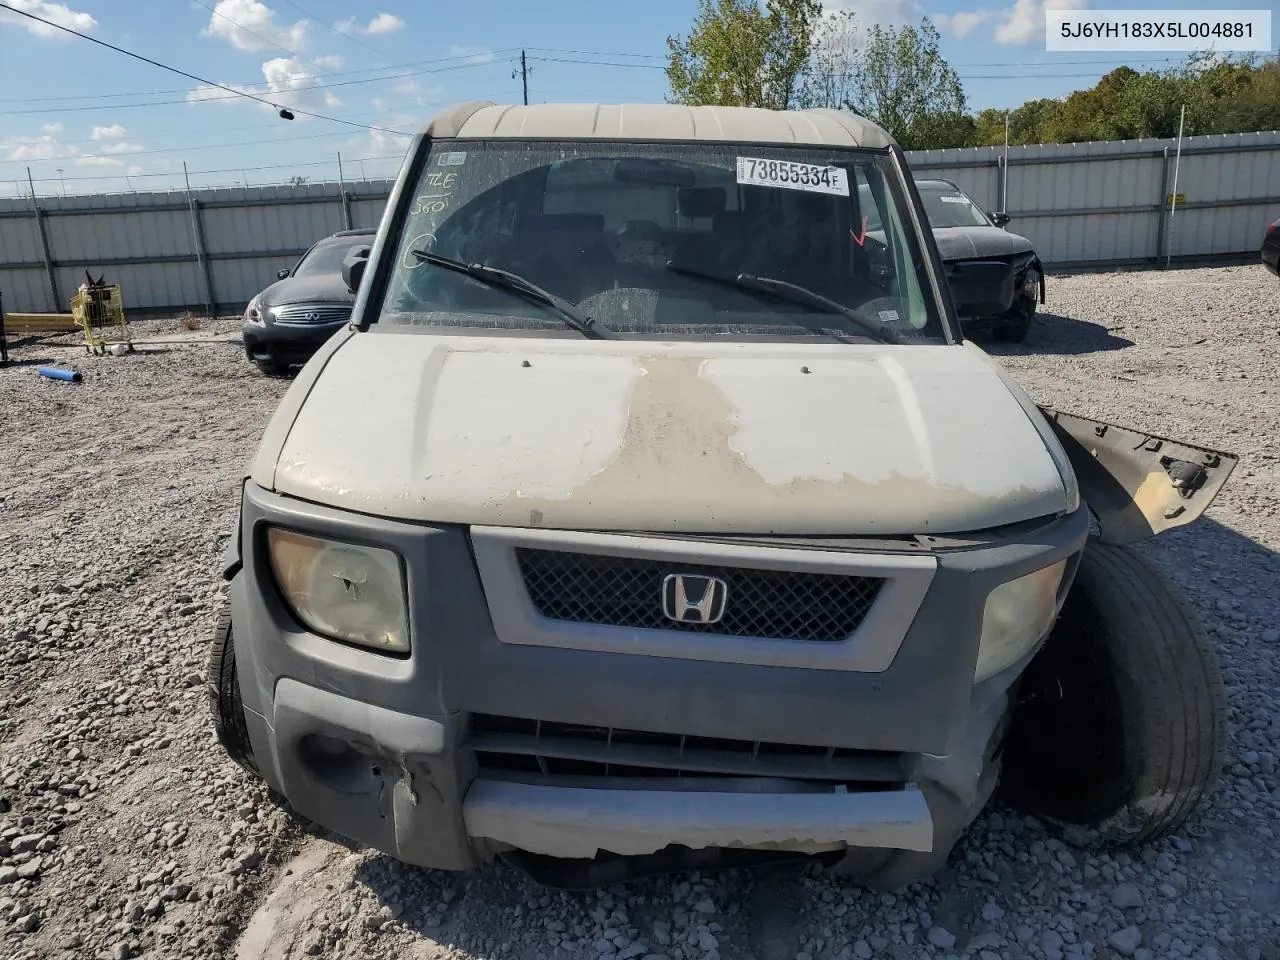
[999,542,1225,849]
[206,604,261,779]
[992,298,1035,343]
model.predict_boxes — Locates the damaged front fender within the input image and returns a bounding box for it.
[1038,408,1238,545]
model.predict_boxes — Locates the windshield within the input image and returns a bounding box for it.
[376,141,946,342]
[292,240,370,279]
[916,185,992,229]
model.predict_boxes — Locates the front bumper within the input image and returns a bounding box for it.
[946,254,1044,319]
[227,481,1088,878]
[243,320,347,366]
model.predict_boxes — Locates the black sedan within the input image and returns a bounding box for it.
[914,178,1045,343]
[242,228,374,374]
[1263,217,1279,277]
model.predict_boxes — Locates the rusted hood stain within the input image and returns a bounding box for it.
[271,333,1069,535]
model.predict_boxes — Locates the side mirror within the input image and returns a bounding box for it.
[991,212,1011,227]
[342,246,372,294]
[276,268,290,280]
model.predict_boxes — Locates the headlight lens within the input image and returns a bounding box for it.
[974,560,1067,683]
[266,528,409,653]
[245,295,264,324]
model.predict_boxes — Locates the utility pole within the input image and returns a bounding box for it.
[517,49,529,105]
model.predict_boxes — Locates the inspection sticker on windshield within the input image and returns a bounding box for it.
[736,157,849,196]
[436,151,467,166]
[939,195,969,203]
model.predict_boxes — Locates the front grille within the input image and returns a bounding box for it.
[467,714,906,784]
[271,303,351,325]
[515,548,883,642]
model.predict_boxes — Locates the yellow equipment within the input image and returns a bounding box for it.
[71,281,132,355]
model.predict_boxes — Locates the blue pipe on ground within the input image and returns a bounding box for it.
[38,366,82,383]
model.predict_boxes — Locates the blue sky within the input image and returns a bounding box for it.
[0,0,1276,197]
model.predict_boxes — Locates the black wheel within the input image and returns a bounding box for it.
[999,541,1225,849]
[993,299,1034,343]
[206,603,261,779]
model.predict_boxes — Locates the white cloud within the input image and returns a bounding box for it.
[994,0,1089,45]
[372,97,387,111]
[366,13,404,34]
[312,53,344,69]
[76,155,124,167]
[90,124,126,140]
[201,0,306,53]
[187,57,341,119]
[336,12,405,36]
[126,165,143,177]
[930,0,1089,45]
[42,122,63,134]
[1,134,79,161]
[934,10,993,37]
[0,0,95,37]
[102,141,143,154]
[447,44,495,65]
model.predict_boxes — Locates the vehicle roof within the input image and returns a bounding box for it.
[914,178,965,191]
[419,101,897,150]
[328,228,376,239]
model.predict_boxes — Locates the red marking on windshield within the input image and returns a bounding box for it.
[850,217,869,247]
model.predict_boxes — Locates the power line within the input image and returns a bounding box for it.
[0,126,405,166]
[0,1,408,134]
[23,153,407,183]
[278,0,396,61]
[191,0,306,61]
[0,60,497,117]
[0,58,499,116]
[524,53,1196,81]
[0,48,522,105]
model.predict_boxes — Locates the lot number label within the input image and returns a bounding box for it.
[736,157,849,196]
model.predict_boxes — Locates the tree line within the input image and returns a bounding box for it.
[665,0,1280,150]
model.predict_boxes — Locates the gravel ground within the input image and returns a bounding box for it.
[1,266,1278,960]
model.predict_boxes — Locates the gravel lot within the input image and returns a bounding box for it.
[2,265,1278,960]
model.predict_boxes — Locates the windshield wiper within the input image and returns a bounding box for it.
[665,261,900,345]
[410,250,615,340]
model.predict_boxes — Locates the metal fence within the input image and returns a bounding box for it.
[2,130,1279,315]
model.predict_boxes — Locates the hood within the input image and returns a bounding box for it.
[265,334,1070,536]
[259,274,355,307]
[932,226,1034,262]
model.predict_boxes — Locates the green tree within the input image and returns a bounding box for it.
[844,19,966,149]
[666,0,821,110]
[796,10,861,110]
[1209,58,1280,133]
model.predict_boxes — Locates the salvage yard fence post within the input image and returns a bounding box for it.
[27,167,60,312]
[183,161,216,319]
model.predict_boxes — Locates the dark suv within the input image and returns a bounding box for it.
[242,228,374,374]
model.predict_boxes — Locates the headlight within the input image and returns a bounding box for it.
[245,295,264,324]
[265,528,409,653]
[974,560,1067,683]
[1021,268,1040,297]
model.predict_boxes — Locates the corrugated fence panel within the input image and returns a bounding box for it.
[0,267,51,313]
[211,256,299,307]
[0,212,41,266]
[4,133,1280,316]
[47,209,194,263]
[53,260,204,313]
[351,196,391,230]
